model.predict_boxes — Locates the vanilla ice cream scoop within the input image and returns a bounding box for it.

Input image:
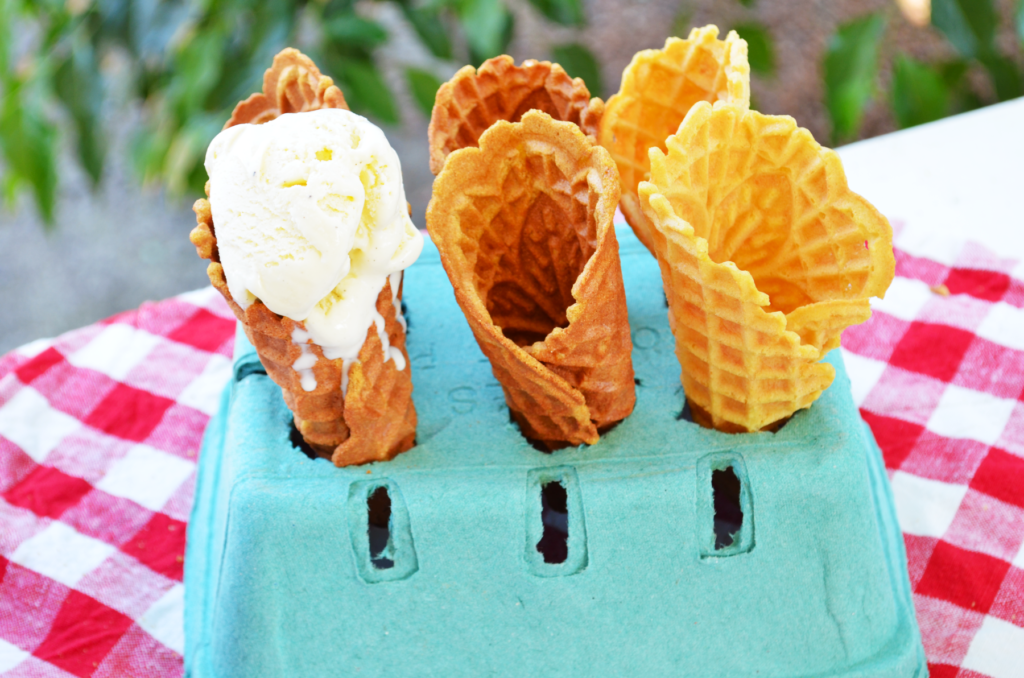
[205,108,423,374]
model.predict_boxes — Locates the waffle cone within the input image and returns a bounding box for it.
[600,26,749,254]
[189,48,416,465]
[427,111,635,447]
[639,102,894,433]
[428,55,604,175]
[226,48,348,127]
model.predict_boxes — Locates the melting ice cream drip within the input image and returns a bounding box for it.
[338,274,407,397]
[291,327,318,392]
[390,271,407,333]
[341,358,355,396]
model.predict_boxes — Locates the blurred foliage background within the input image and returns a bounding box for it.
[1,0,1022,225]
[0,0,1022,353]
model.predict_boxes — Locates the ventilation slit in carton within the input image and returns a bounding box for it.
[712,467,743,550]
[536,481,569,564]
[367,486,395,570]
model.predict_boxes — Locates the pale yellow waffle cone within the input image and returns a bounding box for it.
[639,101,894,433]
[427,111,635,448]
[600,26,750,255]
[428,55,603,175]
[189,48,417,465]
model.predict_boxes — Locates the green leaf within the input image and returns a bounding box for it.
[398,4,452,59]
[0,82,59,225]
[53,42,106,187]
[338,58,399,124]
[931,0,997,59]
[168,29,226,122]
[0,0,15,77]
[890,54,949,129]
[164,113,222,197]
[458,0,510,61]
[823,13,885,144]
[128,0,192,62]
[526,0,584,27]
[405,66,443,116]
[978,53,1023,101]
[551,42,602,98]
[130,121,172,185]
[737,0,755,6]
[324,14,388,50]
[733,22,776,77]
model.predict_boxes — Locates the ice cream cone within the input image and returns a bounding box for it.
[226,48,349,126]
[428,55,604,175]
[190,49,417,466]
[600,26,750,255]
[639,101,894,433]
[427,110,635,448]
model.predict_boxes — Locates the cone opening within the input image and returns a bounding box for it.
[431,57,593,174]
[603,29,749,198]
[465,144,599,348]
[660,109,882,318]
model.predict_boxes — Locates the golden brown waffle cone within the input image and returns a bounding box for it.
[226,48,348,126]
[638,101,894,433]
[189,49,416,466]
[600,26,749,255]
[426,110,635,448]
[428,55,604,175]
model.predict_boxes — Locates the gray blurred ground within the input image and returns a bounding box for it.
[1,0,1018,355]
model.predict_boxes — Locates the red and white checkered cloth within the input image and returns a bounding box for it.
[0,222,1022,677]
[0,287,235,677]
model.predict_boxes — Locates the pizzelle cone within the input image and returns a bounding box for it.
[427,111,635,448]
[639,101,895,433]
[428,55,604,175]
[189,48,416,466]
[600,26,750,255]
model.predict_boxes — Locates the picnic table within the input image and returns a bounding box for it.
[1,98,1022,677]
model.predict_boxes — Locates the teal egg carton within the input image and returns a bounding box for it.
[184,226,927,677]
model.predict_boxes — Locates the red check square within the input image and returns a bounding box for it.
[33,590,134,677]
[3,466,93,519]
[926,664,960,678]
[971,448,1024,509]
[120,513,187,581]
[167,309,235,353]
[84,385,174,443]
[889,322,976,383]
[14,347,65,385]
[861,410,924,470]
[916,541,1012,613]
[944,267,1011,302]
